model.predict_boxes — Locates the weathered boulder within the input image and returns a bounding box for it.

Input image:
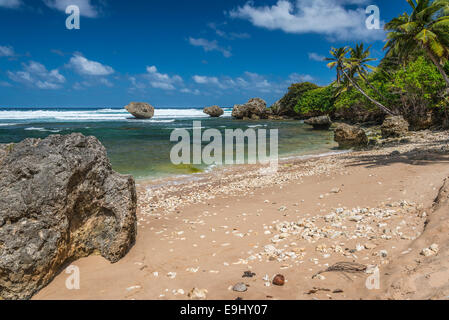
[304,116,332,130]
[203,105,224,118]
[232,98,268,119]
[334,123,368,149]
[381,116,409,138]
[125,102,155,119]
[0,133,137,300]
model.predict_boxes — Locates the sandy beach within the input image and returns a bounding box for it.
[33,130,449,300]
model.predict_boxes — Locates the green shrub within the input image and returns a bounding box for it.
[294,85,336,114]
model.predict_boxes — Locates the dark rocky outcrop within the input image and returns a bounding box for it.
[381,116,409,138]
[334,105,385,124]
[0,133,137,300]
[125,102,155,119]
[203,105,224,118]
[269,82,319,118]
[232,98,269,120]
[304,116,332,130]
[334,123,369,149]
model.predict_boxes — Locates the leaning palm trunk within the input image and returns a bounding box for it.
[342,69,395,116]
[424,46,449,88]
[359,72,389,103]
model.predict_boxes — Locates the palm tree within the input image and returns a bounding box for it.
[325,47,350,84]
[349,43,389,102]
[384,0,449,87]
[326,47,395,115]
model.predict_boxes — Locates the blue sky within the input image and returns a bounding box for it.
[0,0,409,108]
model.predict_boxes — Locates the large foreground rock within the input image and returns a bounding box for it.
[334,123,368,149]
[125,102,155,119]
[0,133,137,300]
[203,105,224,118]
[381,116,409,138]
[232,98,269,120]
[304,116,332,130]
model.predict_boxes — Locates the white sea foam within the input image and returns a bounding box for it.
[24,127,61,133]
[0,108,232,123]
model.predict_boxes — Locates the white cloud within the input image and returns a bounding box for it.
[180,88,201,95]
[8,61,66,90]
[229,0,385,41]
[68,54,114,76]
[145,65,183,91]
[208,23,251,40]
[189,37,232,58]
[193,75,222,86]
[0,0,21,9]
[192,71,312,94]
[43,0,99,18]
[0,45,14,57]
[308,52,325,62]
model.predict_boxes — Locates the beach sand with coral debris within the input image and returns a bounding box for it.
[34,130,449,300]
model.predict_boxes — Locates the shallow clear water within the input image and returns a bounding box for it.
[0,108,338,179]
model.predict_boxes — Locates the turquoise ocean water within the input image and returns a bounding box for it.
[0,107,339,180]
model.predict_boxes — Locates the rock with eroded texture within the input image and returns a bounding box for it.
[334,123,368,149]
[125,102,155,119]
[203,105,224,118]
[0,133,137,300]
[381,116,409,138]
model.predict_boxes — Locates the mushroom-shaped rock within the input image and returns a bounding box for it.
[125,102,155,119]
[203,105,224,118]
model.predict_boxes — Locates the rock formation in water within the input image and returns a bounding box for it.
[203,105,224,118]
[125,102,155,119]
[304,116,332,130]
[232,98,269,120]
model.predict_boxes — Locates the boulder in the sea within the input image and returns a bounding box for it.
[0,133,137,300]
[125,102,155,119]
[232,98,268,119]
[304,115,332,130]
[334,123,368,149]
[381,116,409,138]
[203,105,224,118]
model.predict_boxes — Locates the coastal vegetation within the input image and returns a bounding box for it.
[271,0,449,129]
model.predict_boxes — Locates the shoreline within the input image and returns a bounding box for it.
[34,128,449,300]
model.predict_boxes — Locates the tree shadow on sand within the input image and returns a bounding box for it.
[341,138,449,169]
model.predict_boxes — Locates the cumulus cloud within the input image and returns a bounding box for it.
[308,52,326,61]
[0,0,21,8]
[180,88,201,95]
[229,0,385,41]
[0,45,14,57]
[43,0,100,18]
[8,61,66,90]
[68,54,114,76]
[145,65,183,91]
[192,71,313,94]
[189,37,232,58]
